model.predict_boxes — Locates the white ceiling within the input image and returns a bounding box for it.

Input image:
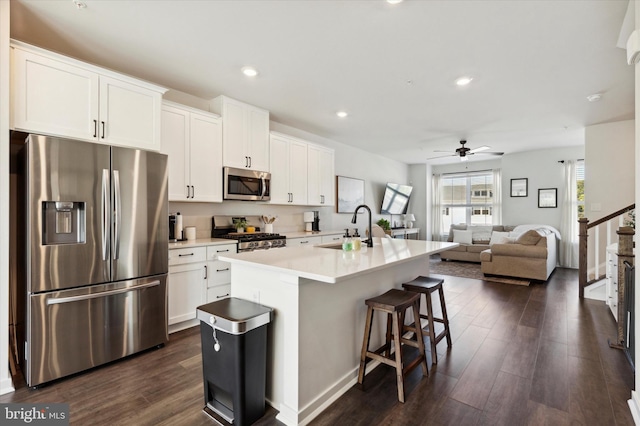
[9,0,634,165]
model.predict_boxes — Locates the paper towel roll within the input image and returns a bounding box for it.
[303,211,315,223]
[176,213,183,240]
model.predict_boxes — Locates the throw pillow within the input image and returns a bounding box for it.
[452,229,473,245]
[489,231,510,246]
[447,224,468,242]
[516,229,542,245]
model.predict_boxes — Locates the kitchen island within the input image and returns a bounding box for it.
[218,237,457,426]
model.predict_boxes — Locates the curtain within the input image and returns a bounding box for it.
[492,168,502,225]
[560,160,578,268]
[431,174,443,241]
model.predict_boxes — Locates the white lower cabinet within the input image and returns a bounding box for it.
[287,236,323,247]
[321,234,343,244]
[168,247,206,333]
[206,244,236,302]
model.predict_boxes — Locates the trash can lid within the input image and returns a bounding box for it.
[197,297,273,335]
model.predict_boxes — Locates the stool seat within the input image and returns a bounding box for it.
[402,276,451,365]
[357,288,428,403]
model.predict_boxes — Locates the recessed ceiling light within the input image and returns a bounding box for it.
[241,66,258,77]
[72,0,87,9]
[387,0,403,4]
[455,76,473,86]
[336,111,348,118]
[586,93,602,102]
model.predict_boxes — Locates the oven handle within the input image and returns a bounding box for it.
[261,175,267,200]
[46,280,160,305]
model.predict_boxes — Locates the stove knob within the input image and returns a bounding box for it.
[265,241,272,249]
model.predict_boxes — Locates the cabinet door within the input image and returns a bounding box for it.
[190,112,222,202]
[99,75,162,151]
[11,47,99,140]
[246,107,270,171]
[168,263,206,325]
[221,99,248,168]
[269,134,292,204]
[287,236,322,247]
[162,105,190,201]
[308,145,335,206]
[289,139,308,205]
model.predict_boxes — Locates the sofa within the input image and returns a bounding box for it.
[439,224,517,262]
[439,224,559,281]
[480,225,558,281]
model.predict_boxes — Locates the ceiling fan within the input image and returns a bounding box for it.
[428,140,504,162]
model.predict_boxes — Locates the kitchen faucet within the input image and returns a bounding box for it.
[351,204,373,247]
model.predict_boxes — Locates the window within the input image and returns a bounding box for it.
[440,171,494,235]
[577,161,584,218]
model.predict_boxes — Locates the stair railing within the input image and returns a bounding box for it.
[578,203,634,298]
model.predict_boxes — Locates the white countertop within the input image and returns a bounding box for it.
[218,237,458,284]
[169,238,237,250]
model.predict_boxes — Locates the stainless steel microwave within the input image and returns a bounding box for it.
[223,167,271,201]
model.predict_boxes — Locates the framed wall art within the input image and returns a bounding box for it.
[538,188,557,208]
[336,176,364,213]
[510,178,528,197]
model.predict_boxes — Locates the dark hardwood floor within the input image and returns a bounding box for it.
[1,268,635,425]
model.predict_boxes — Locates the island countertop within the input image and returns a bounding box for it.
[218,237,457,284]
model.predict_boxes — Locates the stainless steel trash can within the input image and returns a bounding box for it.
[197,297,273,426]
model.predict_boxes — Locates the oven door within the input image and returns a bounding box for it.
[223,167,270,201]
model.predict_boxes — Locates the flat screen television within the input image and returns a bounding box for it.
[380,183,413,215]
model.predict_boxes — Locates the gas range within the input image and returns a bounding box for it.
[212,216,286,252]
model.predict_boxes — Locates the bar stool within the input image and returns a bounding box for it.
[402,276,452,364]
[357,289,428,403]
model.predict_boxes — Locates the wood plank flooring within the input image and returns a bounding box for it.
[1,268,634,425]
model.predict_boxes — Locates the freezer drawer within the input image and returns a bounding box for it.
[26,275,168,387]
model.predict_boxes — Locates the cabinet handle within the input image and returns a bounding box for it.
[93,120,97,138]
[300,241,309,244]
[101,121,105,139]
[191,185,195,199]
[245,156,249,168]
[216,249,230,253]
[216,293,230,299]
[216,268,230,272]
[248,156,252,168]
[204,265,208,279]
[321,195,325,204]
[178,253,194,257]
[186,186,190,198]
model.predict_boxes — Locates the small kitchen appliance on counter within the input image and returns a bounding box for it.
[212,216,286,252]
[303,211,315,232]
[312,210,321,232]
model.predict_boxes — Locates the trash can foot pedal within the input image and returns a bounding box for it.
[203,405,231,426]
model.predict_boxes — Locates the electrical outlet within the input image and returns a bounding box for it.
[251,289,260,304]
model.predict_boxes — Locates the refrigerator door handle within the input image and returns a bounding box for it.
[46,280,161,305]
[101,169,110,261]
[113,170,121,260]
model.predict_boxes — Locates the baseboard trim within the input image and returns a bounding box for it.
[0,377,15,396]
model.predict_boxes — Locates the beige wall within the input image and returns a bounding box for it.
[585,120,635,221]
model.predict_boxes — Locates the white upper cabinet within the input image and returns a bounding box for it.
[270,132,308,205]
[211,95,269,171]
[161,101,222,202]
[10,41,166,151]
[308,144,335,206]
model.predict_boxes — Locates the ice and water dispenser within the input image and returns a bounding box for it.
[197,298,273,426]
[42,201,85,245]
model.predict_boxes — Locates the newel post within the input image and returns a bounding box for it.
[612,226,635,348]
[578,218,589,299]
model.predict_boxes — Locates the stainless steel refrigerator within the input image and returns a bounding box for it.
[16,134,169,387]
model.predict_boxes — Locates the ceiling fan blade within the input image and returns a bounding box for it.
[475,151,504,156]
[468,145,490,154]
[426,153,457,160]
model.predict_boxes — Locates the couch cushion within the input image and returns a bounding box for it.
[467,244,489,254]
[443,245,468,253]
[453,229,473,244]
[480,249,492,261]
[516,229,542,245]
